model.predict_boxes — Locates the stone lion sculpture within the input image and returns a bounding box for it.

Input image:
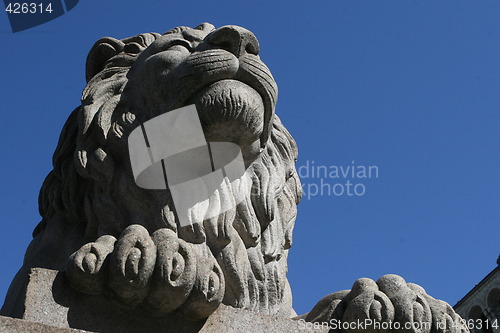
[2,23,468,332]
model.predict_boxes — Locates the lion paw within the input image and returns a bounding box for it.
[305,275,468,333]
[66,224,225,320]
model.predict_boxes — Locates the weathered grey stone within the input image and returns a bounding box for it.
[2,23,299,322]
[305,275,468,333]
[1,22,469,333]
[4,267,326,333]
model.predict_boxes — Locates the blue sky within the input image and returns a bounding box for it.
[0,1,499,316]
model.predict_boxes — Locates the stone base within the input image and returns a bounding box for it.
[1,268,327,333]
[0,316,87,333]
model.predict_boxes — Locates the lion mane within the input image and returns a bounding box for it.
[2,24,470,333]
[30,23,302,319]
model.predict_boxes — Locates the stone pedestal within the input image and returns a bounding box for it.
[1,268,326,333]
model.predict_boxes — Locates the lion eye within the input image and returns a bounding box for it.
[168,39,194,52]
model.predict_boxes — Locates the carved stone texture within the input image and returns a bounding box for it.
[3,268,327,333]
[305,275,469,333]
[1,23,469,333]
[2,23,301,321]
[67,225,226,320]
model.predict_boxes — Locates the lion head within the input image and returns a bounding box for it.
[29,23,301,319]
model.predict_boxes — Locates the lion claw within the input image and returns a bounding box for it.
[66,225,225,319]
[305,275,468,333]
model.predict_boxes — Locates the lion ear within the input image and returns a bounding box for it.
[86,37,125,82]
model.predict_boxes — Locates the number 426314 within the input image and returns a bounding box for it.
[5,3,54,14]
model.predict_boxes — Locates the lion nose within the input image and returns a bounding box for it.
[207,25,260,57]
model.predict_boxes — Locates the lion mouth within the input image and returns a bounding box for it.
[190,79,265,144]
[166,51,277,148]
